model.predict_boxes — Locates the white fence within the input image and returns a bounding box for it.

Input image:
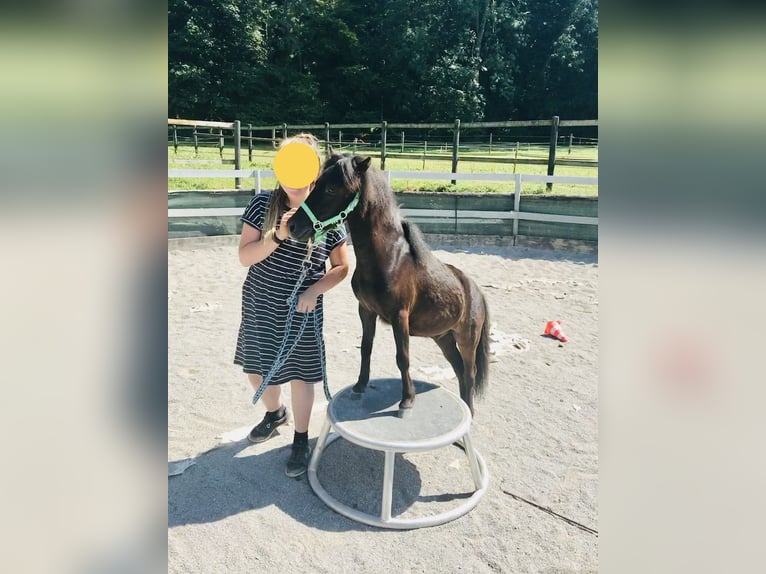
[168,169,598,236]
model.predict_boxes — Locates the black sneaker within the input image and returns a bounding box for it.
[285,444,312,478]
[248,407,288,443]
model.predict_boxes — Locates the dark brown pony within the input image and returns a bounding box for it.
[289,153,490,414]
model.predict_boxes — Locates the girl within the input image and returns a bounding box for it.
[234,134,349,478]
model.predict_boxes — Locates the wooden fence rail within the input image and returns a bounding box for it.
[169,116,598,187]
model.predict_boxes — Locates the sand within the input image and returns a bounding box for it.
[168,235,598,573]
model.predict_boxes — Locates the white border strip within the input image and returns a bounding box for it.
[168,207,244,218]
[402,208,597,225]
[388,171,518,182]
[168,169,276,178]
[169,207,597,225]
[167,169,596,186]
[388,171,597,185]
[400,209,455,218]
[521,174,598,185]
[515,212,598,225]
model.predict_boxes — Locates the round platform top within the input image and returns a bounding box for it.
[327,379,472,451]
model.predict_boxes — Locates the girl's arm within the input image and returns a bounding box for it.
[238,223,277,266]
[238,207,298,266]
[295,241,350,313]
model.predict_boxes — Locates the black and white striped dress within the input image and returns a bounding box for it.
[234,192,347,385]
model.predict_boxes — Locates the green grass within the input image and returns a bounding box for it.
[168,143,598,196]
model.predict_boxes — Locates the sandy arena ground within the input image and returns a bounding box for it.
[168,235,598,573]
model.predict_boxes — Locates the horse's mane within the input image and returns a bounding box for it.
[325,152,432,261]
[354,164,394,220]
[401,219,434,263]
[326,153,397,220]
[358,159,433,261]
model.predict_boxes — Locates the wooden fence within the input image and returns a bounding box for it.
[167,169,598,244]
[168,117,598,189]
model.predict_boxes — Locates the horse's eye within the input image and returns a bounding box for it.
[326,187,336,196]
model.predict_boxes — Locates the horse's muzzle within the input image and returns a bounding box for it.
[287,211,312,241]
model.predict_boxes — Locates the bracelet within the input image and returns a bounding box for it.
[272,234,285,245]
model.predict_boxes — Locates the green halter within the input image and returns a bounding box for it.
[299,193,360,243]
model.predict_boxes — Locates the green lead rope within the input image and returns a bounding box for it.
[253,194,360,405]
[252,262,332,405]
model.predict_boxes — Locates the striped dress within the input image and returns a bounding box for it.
[234,192,347,385]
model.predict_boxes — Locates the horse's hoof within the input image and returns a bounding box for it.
[396,407,413,419]
[398,398,414,410]
[351,383,367,394]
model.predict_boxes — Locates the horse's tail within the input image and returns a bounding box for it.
[474,292,490,398]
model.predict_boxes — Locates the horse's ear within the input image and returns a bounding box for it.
[325,145,343,161]
[353,156,372,173]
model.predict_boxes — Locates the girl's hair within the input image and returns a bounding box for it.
[261,133,321,254]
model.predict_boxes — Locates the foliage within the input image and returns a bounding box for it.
[169,0,598,123]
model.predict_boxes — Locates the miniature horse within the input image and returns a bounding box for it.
[288,153,490,414]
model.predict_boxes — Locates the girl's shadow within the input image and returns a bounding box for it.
[168,436,422,532]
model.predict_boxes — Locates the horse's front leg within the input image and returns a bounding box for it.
[391,309,415,409]
[353,304,378,394]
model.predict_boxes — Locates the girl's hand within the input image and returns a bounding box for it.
[276,207,299,241]
[296,288,318,313]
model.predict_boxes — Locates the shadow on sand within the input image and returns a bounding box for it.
[168,432,422,532]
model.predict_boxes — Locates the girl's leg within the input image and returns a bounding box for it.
[247,375,288,444]
[247,374,283,412]
[289,380,315,433]
[284,380,315,476]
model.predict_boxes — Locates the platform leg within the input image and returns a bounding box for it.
[381,450,396,521]
[309,416,332,473]
[462,432,483,490]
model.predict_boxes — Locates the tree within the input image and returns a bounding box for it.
[169,0,271,120]
[512,0,598,119]
[168,0,598,122]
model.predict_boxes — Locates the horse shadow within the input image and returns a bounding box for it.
[168,435,422,531]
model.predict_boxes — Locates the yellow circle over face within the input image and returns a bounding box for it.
[273,142,320,189]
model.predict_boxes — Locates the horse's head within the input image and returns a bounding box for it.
[288,153,371,242]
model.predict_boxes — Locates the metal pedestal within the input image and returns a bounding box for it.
[308,379,488,529]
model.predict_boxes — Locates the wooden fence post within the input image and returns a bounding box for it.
[568,133,573,155]
[218,128,224,158]
[401,131,405,152]
[489,132,493,154]
[271,128,276,148]
[248,124,253,162]
[546,116,559,191]
[451,118,460,184]
[513,173,522,245]
[172,125,178,154]
[324,122,331,155]
[380,121,387,170]
[282,123,288,141]
[193,129,198,156]
[234,120,241,189]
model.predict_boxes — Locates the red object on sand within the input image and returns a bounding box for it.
[544,320,568,342]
